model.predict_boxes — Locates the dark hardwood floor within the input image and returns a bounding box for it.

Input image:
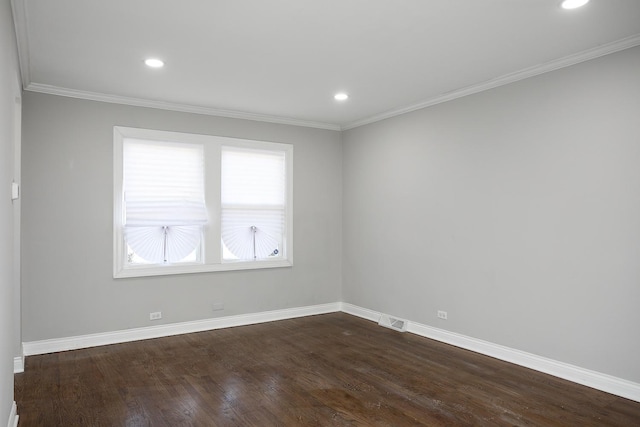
[15,312,640,426]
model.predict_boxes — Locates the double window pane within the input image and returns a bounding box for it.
[114,126,293,278]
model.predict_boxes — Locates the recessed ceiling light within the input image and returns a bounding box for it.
[561,0,589,9]
[334,93,349,101]
[144,58,165,68]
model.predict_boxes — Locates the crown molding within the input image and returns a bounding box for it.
[24,83,341,131]
[12,0,639,133]
[12,0,339,130]
[341,34,640,131]
[11,0,30,88]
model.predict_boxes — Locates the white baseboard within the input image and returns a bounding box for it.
[6,401,18,427]
[22,302,340,357]
[12,356,23,374]
[19,301,640,403]
[341,302,640,403]
[339,301,380,322]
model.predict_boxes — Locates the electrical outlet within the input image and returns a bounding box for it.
[212,303,224,311]
[149,311,162,321]
[437,310,448,320]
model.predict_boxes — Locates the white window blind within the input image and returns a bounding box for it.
[221,147,286,260]
[123,138,207,263]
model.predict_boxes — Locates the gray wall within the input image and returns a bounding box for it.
[342,46,640,382]
[0,0,20,421]
[21,92,342,341]
[18,37,640,388]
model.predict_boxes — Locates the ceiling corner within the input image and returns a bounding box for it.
[11,0,32,90]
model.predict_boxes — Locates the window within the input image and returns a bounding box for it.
[123,139,207,265]
[221,147,286,261]
[114,127,293,278]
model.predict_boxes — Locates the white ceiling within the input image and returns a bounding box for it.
[11,0,640,130]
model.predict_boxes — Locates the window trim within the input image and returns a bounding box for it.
[113,126,293,278]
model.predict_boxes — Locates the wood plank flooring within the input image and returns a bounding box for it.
[15,313,640,426]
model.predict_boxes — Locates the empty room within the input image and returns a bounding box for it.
[2,0,640,425]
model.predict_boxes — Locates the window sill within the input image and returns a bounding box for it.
[113,259,293,279]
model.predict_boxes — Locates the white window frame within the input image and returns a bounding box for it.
[113,126,293,278]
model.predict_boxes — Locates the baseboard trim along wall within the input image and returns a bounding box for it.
[12,356,23,374]
[6,401,18,427]
[340,302,640,403]
[21,302,340,357]
[19,301,640,403]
